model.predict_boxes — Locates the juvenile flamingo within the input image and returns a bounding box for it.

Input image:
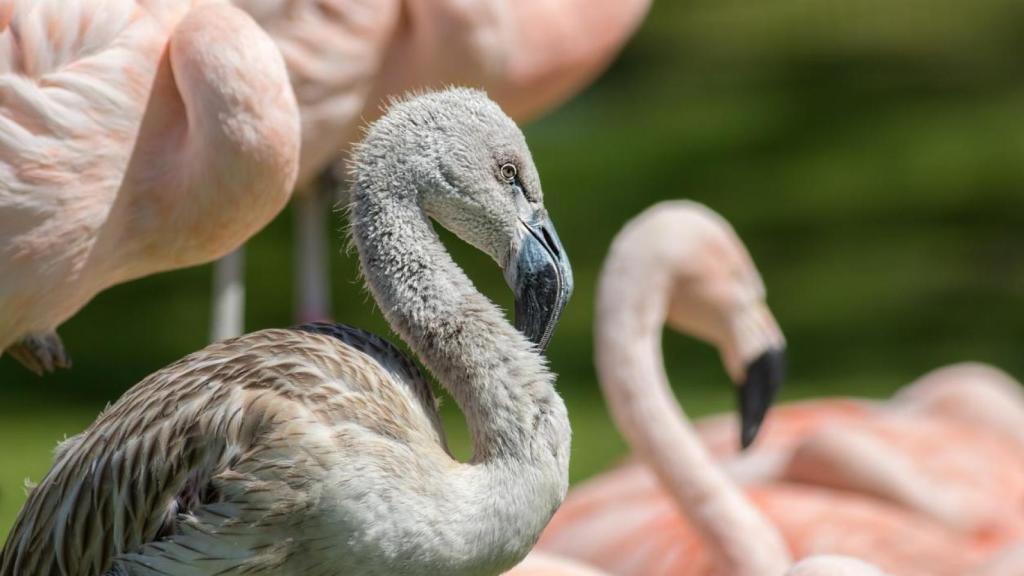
[1,88,574,575]
[211,0,652,338]
[0,0,301,372]
[536,201,1010,576]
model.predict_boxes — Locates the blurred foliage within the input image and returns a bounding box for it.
[2,0,1023,537]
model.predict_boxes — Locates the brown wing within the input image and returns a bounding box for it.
[1,324,440,576]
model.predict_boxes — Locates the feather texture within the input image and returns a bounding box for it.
[0,0,300,358]
[3,88,570,576]
[2,323,443,575]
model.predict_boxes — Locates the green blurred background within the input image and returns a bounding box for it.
[2,0,1023,538]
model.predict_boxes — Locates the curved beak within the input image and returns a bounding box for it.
[503,210,574,351]
[737,347,786,449]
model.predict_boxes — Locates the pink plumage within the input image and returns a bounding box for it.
[0,0,300,372]
[534,201,1020,576]
[541,464,990,576]
[696,386,1024,542]
[506,553,610,576]
[208,0,655,338]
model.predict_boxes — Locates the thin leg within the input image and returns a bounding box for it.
[294,180,335,324]
[210,245,245,342]
[6,331,71,375]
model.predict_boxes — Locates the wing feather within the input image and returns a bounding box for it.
[1,324,440,575]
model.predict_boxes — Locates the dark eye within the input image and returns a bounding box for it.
[500,163,517,183]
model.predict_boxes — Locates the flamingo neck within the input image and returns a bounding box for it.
[595,243,791,576]
[350,176,570,557]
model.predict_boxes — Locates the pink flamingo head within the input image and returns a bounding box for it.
[598,200,786,448]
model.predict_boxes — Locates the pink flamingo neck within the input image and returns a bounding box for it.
[594,212,791,576]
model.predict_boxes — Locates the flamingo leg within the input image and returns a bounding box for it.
[210,246,245,342]
[5,330,71,375]
[293,173,338,324]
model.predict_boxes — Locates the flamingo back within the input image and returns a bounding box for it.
[0,0,168,348]
[0,0,300,354]
[1,324,445,575]
[538,463,990,576]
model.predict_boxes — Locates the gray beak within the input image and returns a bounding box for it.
[503,211,574,351]
[737,347,786,449]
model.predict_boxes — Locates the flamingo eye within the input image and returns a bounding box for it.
[500,163,517,183]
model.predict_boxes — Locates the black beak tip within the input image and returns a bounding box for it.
[739,420,761,451]
[737,348,786,450]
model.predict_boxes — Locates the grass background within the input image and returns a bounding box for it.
[2,0,1023,538]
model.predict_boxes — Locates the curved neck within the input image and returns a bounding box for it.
[350,177,570,469]
[595,248,791,575]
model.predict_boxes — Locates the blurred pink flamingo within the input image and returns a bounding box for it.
[0,0,300,373]
[892,361,1024,452]
[505,553,610,576]
[536,201,1018,576]
[210,0,653,339]
[696,367,1024,539]
[696,361,1024,458]
[504,552,889,575]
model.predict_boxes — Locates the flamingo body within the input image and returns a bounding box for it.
[0,0,300,369]
[235,0,653,190]
[539,459,985,576]
[538,201,1017,576]
[893,362,1024,452]
[698,397,1024,539]
[506,553,609,576]
[4,325,443,575]
[232,0,399,188]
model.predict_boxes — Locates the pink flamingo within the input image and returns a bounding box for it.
[0,0,300,373]
[536,201,1019,576]
[892,362,1024,452]
[695,362,1024,457]
[210,0,653,339]
[696,372,1024,538]
[505,553,610,576]
[504,552,888,575]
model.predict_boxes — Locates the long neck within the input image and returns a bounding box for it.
[350,174,570,490]
[595,243,791,576]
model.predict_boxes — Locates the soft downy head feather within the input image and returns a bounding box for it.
[354,88,542,265]
[351,87,572,350]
